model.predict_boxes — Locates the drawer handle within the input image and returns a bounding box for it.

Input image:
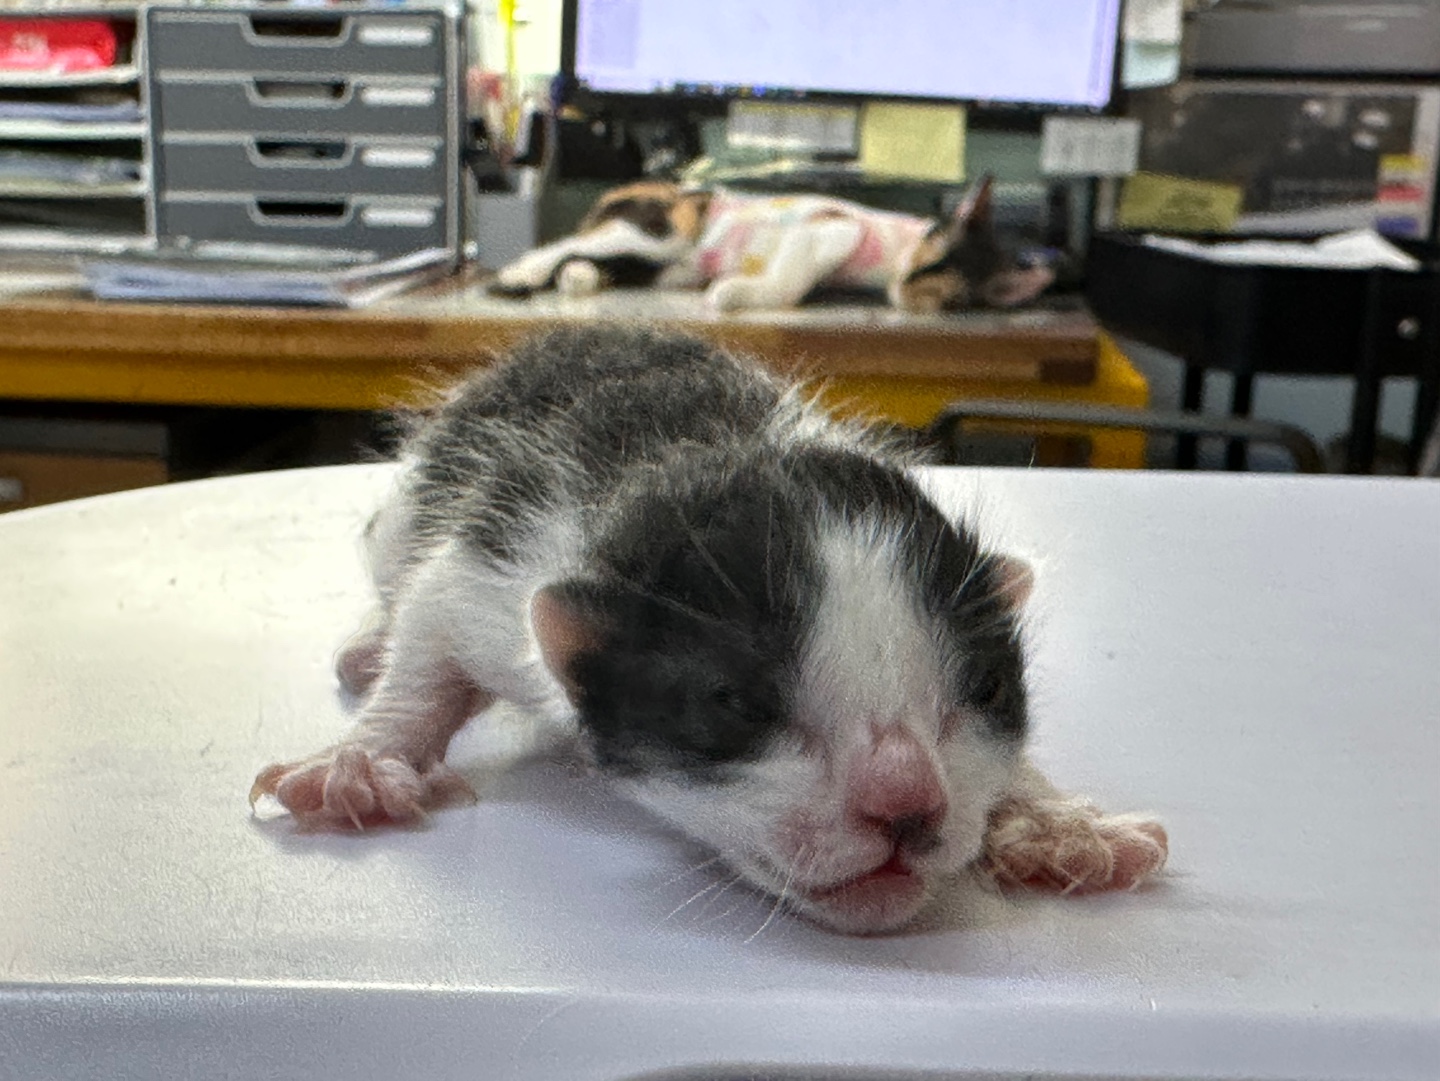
[250,140,354,168]
[252,199,351,226]
[360,146,436,169]
[249,79,352,107]
[0,476,22,505]
[357,22,434,47]
[246,15,349,43]
[361,205,436,228]
[359,85,435,108]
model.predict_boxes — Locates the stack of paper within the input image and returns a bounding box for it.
[82,247,453,307]
[1143,230,1423,271]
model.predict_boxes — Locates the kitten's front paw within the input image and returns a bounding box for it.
[705,276,754,313]
[980,795,1168,894]
[555,259,603,298]
[491,248,561,294]
[250,745,475,830]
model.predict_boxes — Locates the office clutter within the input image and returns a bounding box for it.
[1087,230,1439,473]
[0,2,463,275]
[0,413,166,511]
[0,1,1433,478]
[1123,81,1440,240]
[0,7,147,251]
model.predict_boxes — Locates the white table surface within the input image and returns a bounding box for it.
[1,466,1436,1081]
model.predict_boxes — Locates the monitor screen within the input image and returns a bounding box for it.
[568,0,1122,110]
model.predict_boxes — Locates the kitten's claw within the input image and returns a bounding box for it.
[250,745,475,830]
[980,796,1169,894]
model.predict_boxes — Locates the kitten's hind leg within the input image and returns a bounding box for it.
[491,219,690,295]
[334,611,389,698]
[706,218,861,312]
[980,760,1169,894]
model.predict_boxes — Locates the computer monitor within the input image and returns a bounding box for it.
[562,0,1122,112]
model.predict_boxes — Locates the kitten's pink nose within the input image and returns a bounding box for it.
[848,725,947,852]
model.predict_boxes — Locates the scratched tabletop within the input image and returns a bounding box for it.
[1,465,1436,1081]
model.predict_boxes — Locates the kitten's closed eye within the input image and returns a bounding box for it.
[965,669,1008,711]
[709,683,741,710]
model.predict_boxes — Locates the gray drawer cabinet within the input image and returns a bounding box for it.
[158,136,446,198]
[147,10,447,78]
[147,4,461,261]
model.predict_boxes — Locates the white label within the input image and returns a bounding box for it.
[357,23,434,47]
[1124,0,1183,45]
[360,86,435,108]
[361,206,436,227]
[727,101,857,155]
[361,146,437,169]
[0,477,23,504]
[1041,116,1142,177]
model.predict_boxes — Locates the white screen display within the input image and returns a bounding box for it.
[573,0,1121,109]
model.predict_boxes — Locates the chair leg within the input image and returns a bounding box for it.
[1226,372,1254,471]
[1177,364,1205,469]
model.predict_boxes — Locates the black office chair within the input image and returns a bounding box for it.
[924,399,1327,473]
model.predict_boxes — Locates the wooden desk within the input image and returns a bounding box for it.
[0,276,1147,465]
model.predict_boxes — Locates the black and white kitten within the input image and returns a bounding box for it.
[252,327,1166,934]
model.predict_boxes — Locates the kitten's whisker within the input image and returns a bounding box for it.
[660,879,728,923]
[658,854,725,889]
[700,876,755,925]
[746,860,799,943]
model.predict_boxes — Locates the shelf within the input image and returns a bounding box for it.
[0,64,141,88]
[0,179,145,198]
[0,227,147,255]
[0,120,145,140]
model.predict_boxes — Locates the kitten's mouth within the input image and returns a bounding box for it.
[798,852,927,932]
[804,852,917,900]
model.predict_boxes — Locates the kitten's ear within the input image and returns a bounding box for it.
[990,553,1035,612]
[980,265,1054,308]
[531,583,605,700]
[951,174,995,227]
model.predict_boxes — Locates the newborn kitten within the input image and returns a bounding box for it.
[252,326,1166,934]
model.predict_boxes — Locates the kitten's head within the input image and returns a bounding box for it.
[890,175,1054,314]
[533,448,1033,934]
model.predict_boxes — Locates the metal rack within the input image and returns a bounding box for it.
[0,1,463,262]
[0,2,151,252]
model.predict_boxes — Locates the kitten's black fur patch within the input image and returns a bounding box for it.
[571,255,667,288]
[401,326,1026,776]
[590,196,675,239]
[551,454,816,778]
[787,446,1029,741]
[406,326,778,561]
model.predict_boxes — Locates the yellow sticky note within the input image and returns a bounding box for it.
[1117,172,1244,234]
[859,103,966,182]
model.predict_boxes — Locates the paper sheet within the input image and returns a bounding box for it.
[83,247,453,307]
[727,101,857,154]
[1143,230,1422,271]
[1117,172,1244,234]
[1041,116,1141,177]
[858,102,965,182]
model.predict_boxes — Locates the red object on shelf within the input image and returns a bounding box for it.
[0,19,119,73]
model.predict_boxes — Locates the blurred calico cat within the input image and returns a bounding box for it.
[488,175,1054,314]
